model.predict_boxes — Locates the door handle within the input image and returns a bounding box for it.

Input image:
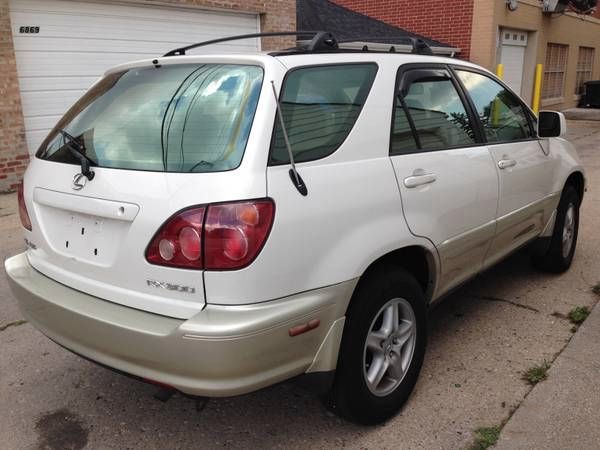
[498,159,517,169]
[403,173,437,188]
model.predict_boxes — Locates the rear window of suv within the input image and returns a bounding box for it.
[270,63,378,164]
[37,64,264,173]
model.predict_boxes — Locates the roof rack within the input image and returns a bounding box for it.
[335,36,433,55]
[162,31,338,57]
[162,31,437,57]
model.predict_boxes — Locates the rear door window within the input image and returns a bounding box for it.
[38,64,264,173]
[270,64,378,164]
[455,70,534,143]
[392,69,477,154]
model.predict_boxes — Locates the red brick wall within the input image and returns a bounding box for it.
[331,0,475,59]
[0,0,29,192]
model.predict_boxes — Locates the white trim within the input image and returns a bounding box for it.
[55,0,263,16]
[256,14,262,52]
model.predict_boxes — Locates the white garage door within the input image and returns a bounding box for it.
[499,28,528,97]
[9,0,260,154]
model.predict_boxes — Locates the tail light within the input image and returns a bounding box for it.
[17,181,32,231]
[146,207,205,269]
[146,199,274,270]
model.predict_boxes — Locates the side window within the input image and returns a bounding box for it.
[391,71,477,155]
[456,70,533,143]
[270,64,377,164]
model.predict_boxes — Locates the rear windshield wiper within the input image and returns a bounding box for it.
[57,129,95,181]
[188,160,214,172]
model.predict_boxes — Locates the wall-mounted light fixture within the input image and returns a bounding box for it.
[507,0,519,11]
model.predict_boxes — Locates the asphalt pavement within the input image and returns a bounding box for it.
[1,121,599,449]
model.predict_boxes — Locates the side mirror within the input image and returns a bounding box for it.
[538,111,567,138]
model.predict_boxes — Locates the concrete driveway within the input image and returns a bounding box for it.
[1,122,599,449]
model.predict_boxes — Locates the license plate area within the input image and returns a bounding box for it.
[32,188,139,268]
[63,212,109,263]
[39,208,130,267]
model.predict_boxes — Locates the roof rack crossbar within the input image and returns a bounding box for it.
[336,36,433,55]
[162,31,335,57]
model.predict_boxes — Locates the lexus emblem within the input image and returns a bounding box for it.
[72,173,87,190]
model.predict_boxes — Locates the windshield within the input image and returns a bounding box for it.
[37,64,264,173]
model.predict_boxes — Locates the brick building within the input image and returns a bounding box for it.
[331,0,475,59]
[0,0,295,192]
[297,0,457,56]
[333,0,600,111]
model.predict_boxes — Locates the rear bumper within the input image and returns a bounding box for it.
[5,252,355,397]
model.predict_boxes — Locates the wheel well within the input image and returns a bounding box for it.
[359,246,435,300]
[565,171,585,204]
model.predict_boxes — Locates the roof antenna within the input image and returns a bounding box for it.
[270,81,308,196]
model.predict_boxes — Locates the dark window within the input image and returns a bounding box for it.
[391,106,417,153]
[270,64,377,164]
[456,70,533,143]
[38,64,264,173]
[392,71,476,154]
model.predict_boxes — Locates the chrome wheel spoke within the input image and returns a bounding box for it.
[367,331,386,353]
[394,320,415,349]
[367,353,389,388]
[562,204,576,258]
[381,303,399,335]
[387,353,405,382]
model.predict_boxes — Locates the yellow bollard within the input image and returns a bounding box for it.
[496,64,504,80]
[532,64,543,115]
[492,64,505,128]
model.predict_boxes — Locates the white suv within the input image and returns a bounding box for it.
[5,33,585,424]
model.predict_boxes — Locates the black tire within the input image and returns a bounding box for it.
[532,185,580,273]
[328,266,427,425]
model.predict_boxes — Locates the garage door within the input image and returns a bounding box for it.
[499,28,528,97]
[9,0,260,154]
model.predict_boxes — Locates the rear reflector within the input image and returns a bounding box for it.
[289,319,321,337]
[146,199,274,271]
[17,181,32,231]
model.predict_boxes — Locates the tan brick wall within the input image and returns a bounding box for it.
[0,0,296,192]
[0,0,29,193]
[469,0,496,69]
[470,0,600,111]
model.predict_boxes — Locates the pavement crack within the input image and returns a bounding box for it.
[468,294,540,313]
[0,319,28,332]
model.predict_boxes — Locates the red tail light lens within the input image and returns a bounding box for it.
[17,181,32,231]
[205,200,274,270]
[146,199,274,271]
[146,207,205,269]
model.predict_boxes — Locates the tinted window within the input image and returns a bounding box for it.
[456,70,533,143]
[38,64,263,173]
[270,64,377,164]
[392,73,476,154]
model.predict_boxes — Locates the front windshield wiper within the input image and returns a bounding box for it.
[57,129,95,181]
